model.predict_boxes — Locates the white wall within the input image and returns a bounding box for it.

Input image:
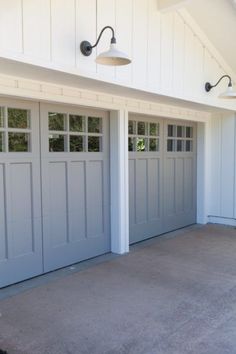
[0,0,235,111]
[209,112,236,225]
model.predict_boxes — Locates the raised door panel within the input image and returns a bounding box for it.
[69,161,86,241]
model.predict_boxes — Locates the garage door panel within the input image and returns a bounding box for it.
[129,159,136,226]
[43,233,109,272]
[10,162,33,221]
[69,161,86,241]
[136,159,148,224]
[11,220,35,257]
[165,158,175,215]
[184,157,194,211]
[49,161,68,247]
[0,224,6,261]
[87,160,104,238]
[49,161,68,214]
[148,158,161,220]
[175,158,184,213]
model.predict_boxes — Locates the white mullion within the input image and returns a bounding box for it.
[85,115,88,152]
[66,113,69,152]
[5,106,8,153]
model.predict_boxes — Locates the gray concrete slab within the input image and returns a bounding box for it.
[0,224,236,354]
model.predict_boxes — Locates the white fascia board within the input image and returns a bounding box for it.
[157,0,190,12]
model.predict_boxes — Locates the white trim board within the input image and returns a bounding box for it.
[0,72,211,122]
[208,216,236,227]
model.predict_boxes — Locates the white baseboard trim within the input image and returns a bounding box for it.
[208,216,236,227]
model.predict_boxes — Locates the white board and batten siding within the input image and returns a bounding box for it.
[0,0,235,111]
[209,112,236,226]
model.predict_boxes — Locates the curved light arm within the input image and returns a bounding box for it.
[80,26,116,56]
[91,26,116,48]
[205,75,232,92]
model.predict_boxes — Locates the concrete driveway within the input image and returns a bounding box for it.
[0,224,236,354]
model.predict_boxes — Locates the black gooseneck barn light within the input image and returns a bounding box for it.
[80,26,131,66]
[205,75,236,98]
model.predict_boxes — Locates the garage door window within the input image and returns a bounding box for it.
[48,112,103,152]
[167,124,193,152]
[128,120,160,152]
[0,107,31,152]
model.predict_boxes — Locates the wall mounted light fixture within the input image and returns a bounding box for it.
[80,26,131,66]
[205,75,236,98]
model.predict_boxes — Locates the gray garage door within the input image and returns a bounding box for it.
[129,115,196,244]
[0,99,110,288]
[40,104,110,272]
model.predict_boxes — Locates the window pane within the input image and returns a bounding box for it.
[8,108,30,129]
[69,115,85,132]
[177,140,183,152]
[0,107,4,127]
[48,112,66,131]
[136,138,146,152]
[177,126,184,137]
[128,120,136,135]
[49,134,66,152]
[137,122,146,135]
[149,138,159,151]
[186,140,192,152]
[88,136,101,152]
[168,125,175,137]
[128,137,135,151]
[167,139,174,152]
[149,123,159,136]
[88,117,102,133]
[186,126,193,138]
[0,132,5,152]
[8,132,30,152]
[70,135,85,152]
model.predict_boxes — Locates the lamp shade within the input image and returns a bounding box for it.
[219,85,236,99]
[96,43,131,66]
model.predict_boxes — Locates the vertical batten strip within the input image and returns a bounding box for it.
[21,0,24,54]
[49,0,52,62]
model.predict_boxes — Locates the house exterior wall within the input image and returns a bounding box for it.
[0,0,235,111]
[0,0,235,235]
